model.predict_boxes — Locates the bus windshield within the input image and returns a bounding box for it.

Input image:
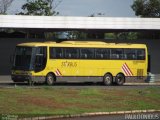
[13,46,36,70]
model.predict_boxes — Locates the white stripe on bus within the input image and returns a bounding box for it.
[122,63,133,76]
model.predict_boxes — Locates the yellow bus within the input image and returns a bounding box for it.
[11,41,148,85]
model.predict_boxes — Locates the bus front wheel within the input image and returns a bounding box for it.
[103,73,113,86]
[115,73,125,85]
[46,73,55,86]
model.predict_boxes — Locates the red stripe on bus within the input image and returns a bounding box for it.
[122,63,133,76]
[55,71,59,76]
[124,63,133,76]
[57,69,62,76]
[122,66,130,76]
[55,69,62,76]
[123,63,132,76]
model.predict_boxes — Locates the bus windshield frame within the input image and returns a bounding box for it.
[12,46,36,71]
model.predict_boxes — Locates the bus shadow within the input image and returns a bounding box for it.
[1,82,158,87]
[53,82,104,86]
[0,82,106,87]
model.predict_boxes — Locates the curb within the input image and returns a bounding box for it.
[19,109,160,120]
[124,83,160,85]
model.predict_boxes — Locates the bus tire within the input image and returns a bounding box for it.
[115,73,125,85]
[46,73,55,86]
[103,73,113,86]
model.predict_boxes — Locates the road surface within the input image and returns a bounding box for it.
[0,75,160,89]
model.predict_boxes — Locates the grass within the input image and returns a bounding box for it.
[0,86,159,117]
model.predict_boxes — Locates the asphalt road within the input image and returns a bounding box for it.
[0,75,160,89]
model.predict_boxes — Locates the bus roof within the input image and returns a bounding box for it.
[17,41,147,48]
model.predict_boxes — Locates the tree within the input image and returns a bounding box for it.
[17,0,62,16]
[131,0,160,39]
[131,0,160,17]
[0,0,14,14]
[89,12,105,17]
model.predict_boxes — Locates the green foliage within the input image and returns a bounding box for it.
[127,32,138,40]
[117,32,138,40]
[88,13,105,17]
[0,87,159,115]
[105,33,117,39]
[66,31,87,39]
[131,0,160,17]
[105,32,138,40]
[17,0,60,16]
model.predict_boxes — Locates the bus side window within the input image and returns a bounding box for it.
[124,49,136,60]
[95,49,103,59]
[35,47,47,71]
[103,49,110,59]
[137,49,145,60]
[80,48,94,59]
[65,48,79,59]
[56,48,63,58]
[111,49,123,59]
[84,54,87,59]
[50,47,63,59]
[95,48,110,59]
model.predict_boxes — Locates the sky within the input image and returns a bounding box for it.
[8,0,136,17]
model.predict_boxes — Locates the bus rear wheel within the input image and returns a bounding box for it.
[103,73,113,86]
[46,73,55,86]
[115,73,125,85]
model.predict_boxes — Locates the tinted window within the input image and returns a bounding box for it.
[50,47,63,59]
[49,47,145,60]
[111,49,123,59]
[95,49,110,59]
[124,49,136,60]
[14,47,33,70]
[80,48,94,59]
[65,48,79,59]
[36,47,46,56]
[35,47,47,71]
[137,49,145,60]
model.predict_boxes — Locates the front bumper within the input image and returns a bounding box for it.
[11,74,31,82]
[11,74,45,83]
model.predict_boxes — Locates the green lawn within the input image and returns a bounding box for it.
[0,86,159,117]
